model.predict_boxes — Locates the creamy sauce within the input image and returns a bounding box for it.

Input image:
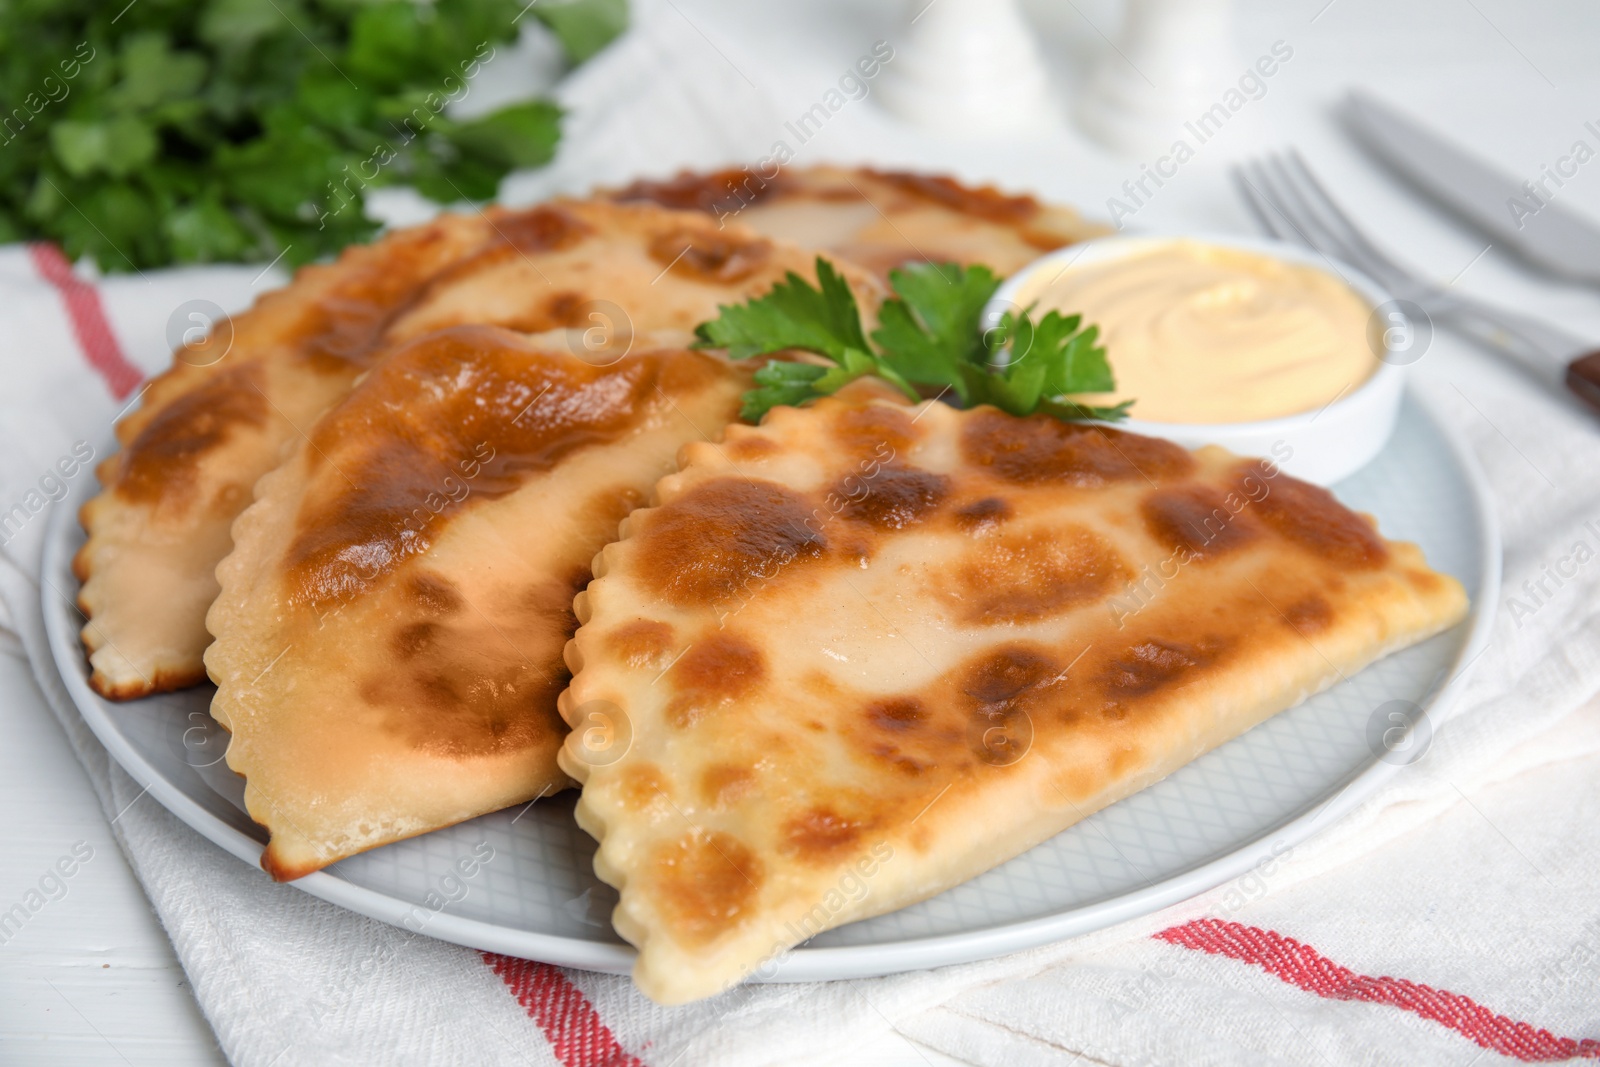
[1018,240,1376,424]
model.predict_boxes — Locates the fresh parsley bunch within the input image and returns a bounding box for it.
[0,0,627,271]
[694,257,1133,424]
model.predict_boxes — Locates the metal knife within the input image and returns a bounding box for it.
[1344,91,1600,286]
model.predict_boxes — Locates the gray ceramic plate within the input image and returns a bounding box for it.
[42,388,1498,981]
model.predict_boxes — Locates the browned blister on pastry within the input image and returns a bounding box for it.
[559,392,1468,1003]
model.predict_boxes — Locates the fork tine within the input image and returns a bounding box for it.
[1231,163,1292,243]
[1260,154,1364,270]
[1257,153,1412,295]
[1281,151,1410,283]
[1236,151,1440,303]
[1243,156,1332,261]
[1236,160,1314,252]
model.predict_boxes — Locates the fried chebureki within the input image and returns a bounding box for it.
[78,198,864,699]
[559,393,1469,1003]
[611,165,1108,280]
[204,324,752,879]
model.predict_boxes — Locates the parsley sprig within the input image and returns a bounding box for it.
[0,0,627,271]
[693,257,1132,424]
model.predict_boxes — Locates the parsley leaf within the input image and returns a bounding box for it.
[694,258,919,418]
[871,261,1000,393]
[446,101,563,171]
[741,360,830,422]
[695,258,872,362]
[532,0,630,63]
[693,256,1132,424]
[973,308,1127,419]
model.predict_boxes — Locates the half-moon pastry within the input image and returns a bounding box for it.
[76,210,494,699]
[77,199,866,699]
[610,165,1108,280]
[204,324,751,879]
[559,392,1469,1003]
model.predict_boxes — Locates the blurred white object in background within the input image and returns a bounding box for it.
[1076,0,1240,154]
[877,0,1057,132]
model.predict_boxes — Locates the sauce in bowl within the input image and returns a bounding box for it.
[1012,239,1376,424]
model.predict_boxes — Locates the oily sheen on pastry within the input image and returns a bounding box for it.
[77,198,864,699]
[611,165,1108,281]
[558,392,1469,1003]
[204,325,750,879]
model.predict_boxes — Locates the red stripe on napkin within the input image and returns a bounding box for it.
[29,243,143,399]
[484,953,644,1067]
[1156,919,1600,1061]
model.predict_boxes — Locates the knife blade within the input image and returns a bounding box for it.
[1344,91,1600,285]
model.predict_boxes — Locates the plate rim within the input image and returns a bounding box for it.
[42,384,1501,982]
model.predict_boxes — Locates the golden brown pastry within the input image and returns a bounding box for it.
[204,325,752,879]
[610,164,1108,280]
[559,392,1469,1003]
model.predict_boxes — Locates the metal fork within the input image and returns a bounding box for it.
[1233,152,1600,411]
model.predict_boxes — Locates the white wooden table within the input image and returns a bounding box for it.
[3,0,1598,1062]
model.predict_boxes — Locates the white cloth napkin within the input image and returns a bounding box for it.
[3,3,1600,1064]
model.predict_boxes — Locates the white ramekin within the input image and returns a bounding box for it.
[980,233,1408,486]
